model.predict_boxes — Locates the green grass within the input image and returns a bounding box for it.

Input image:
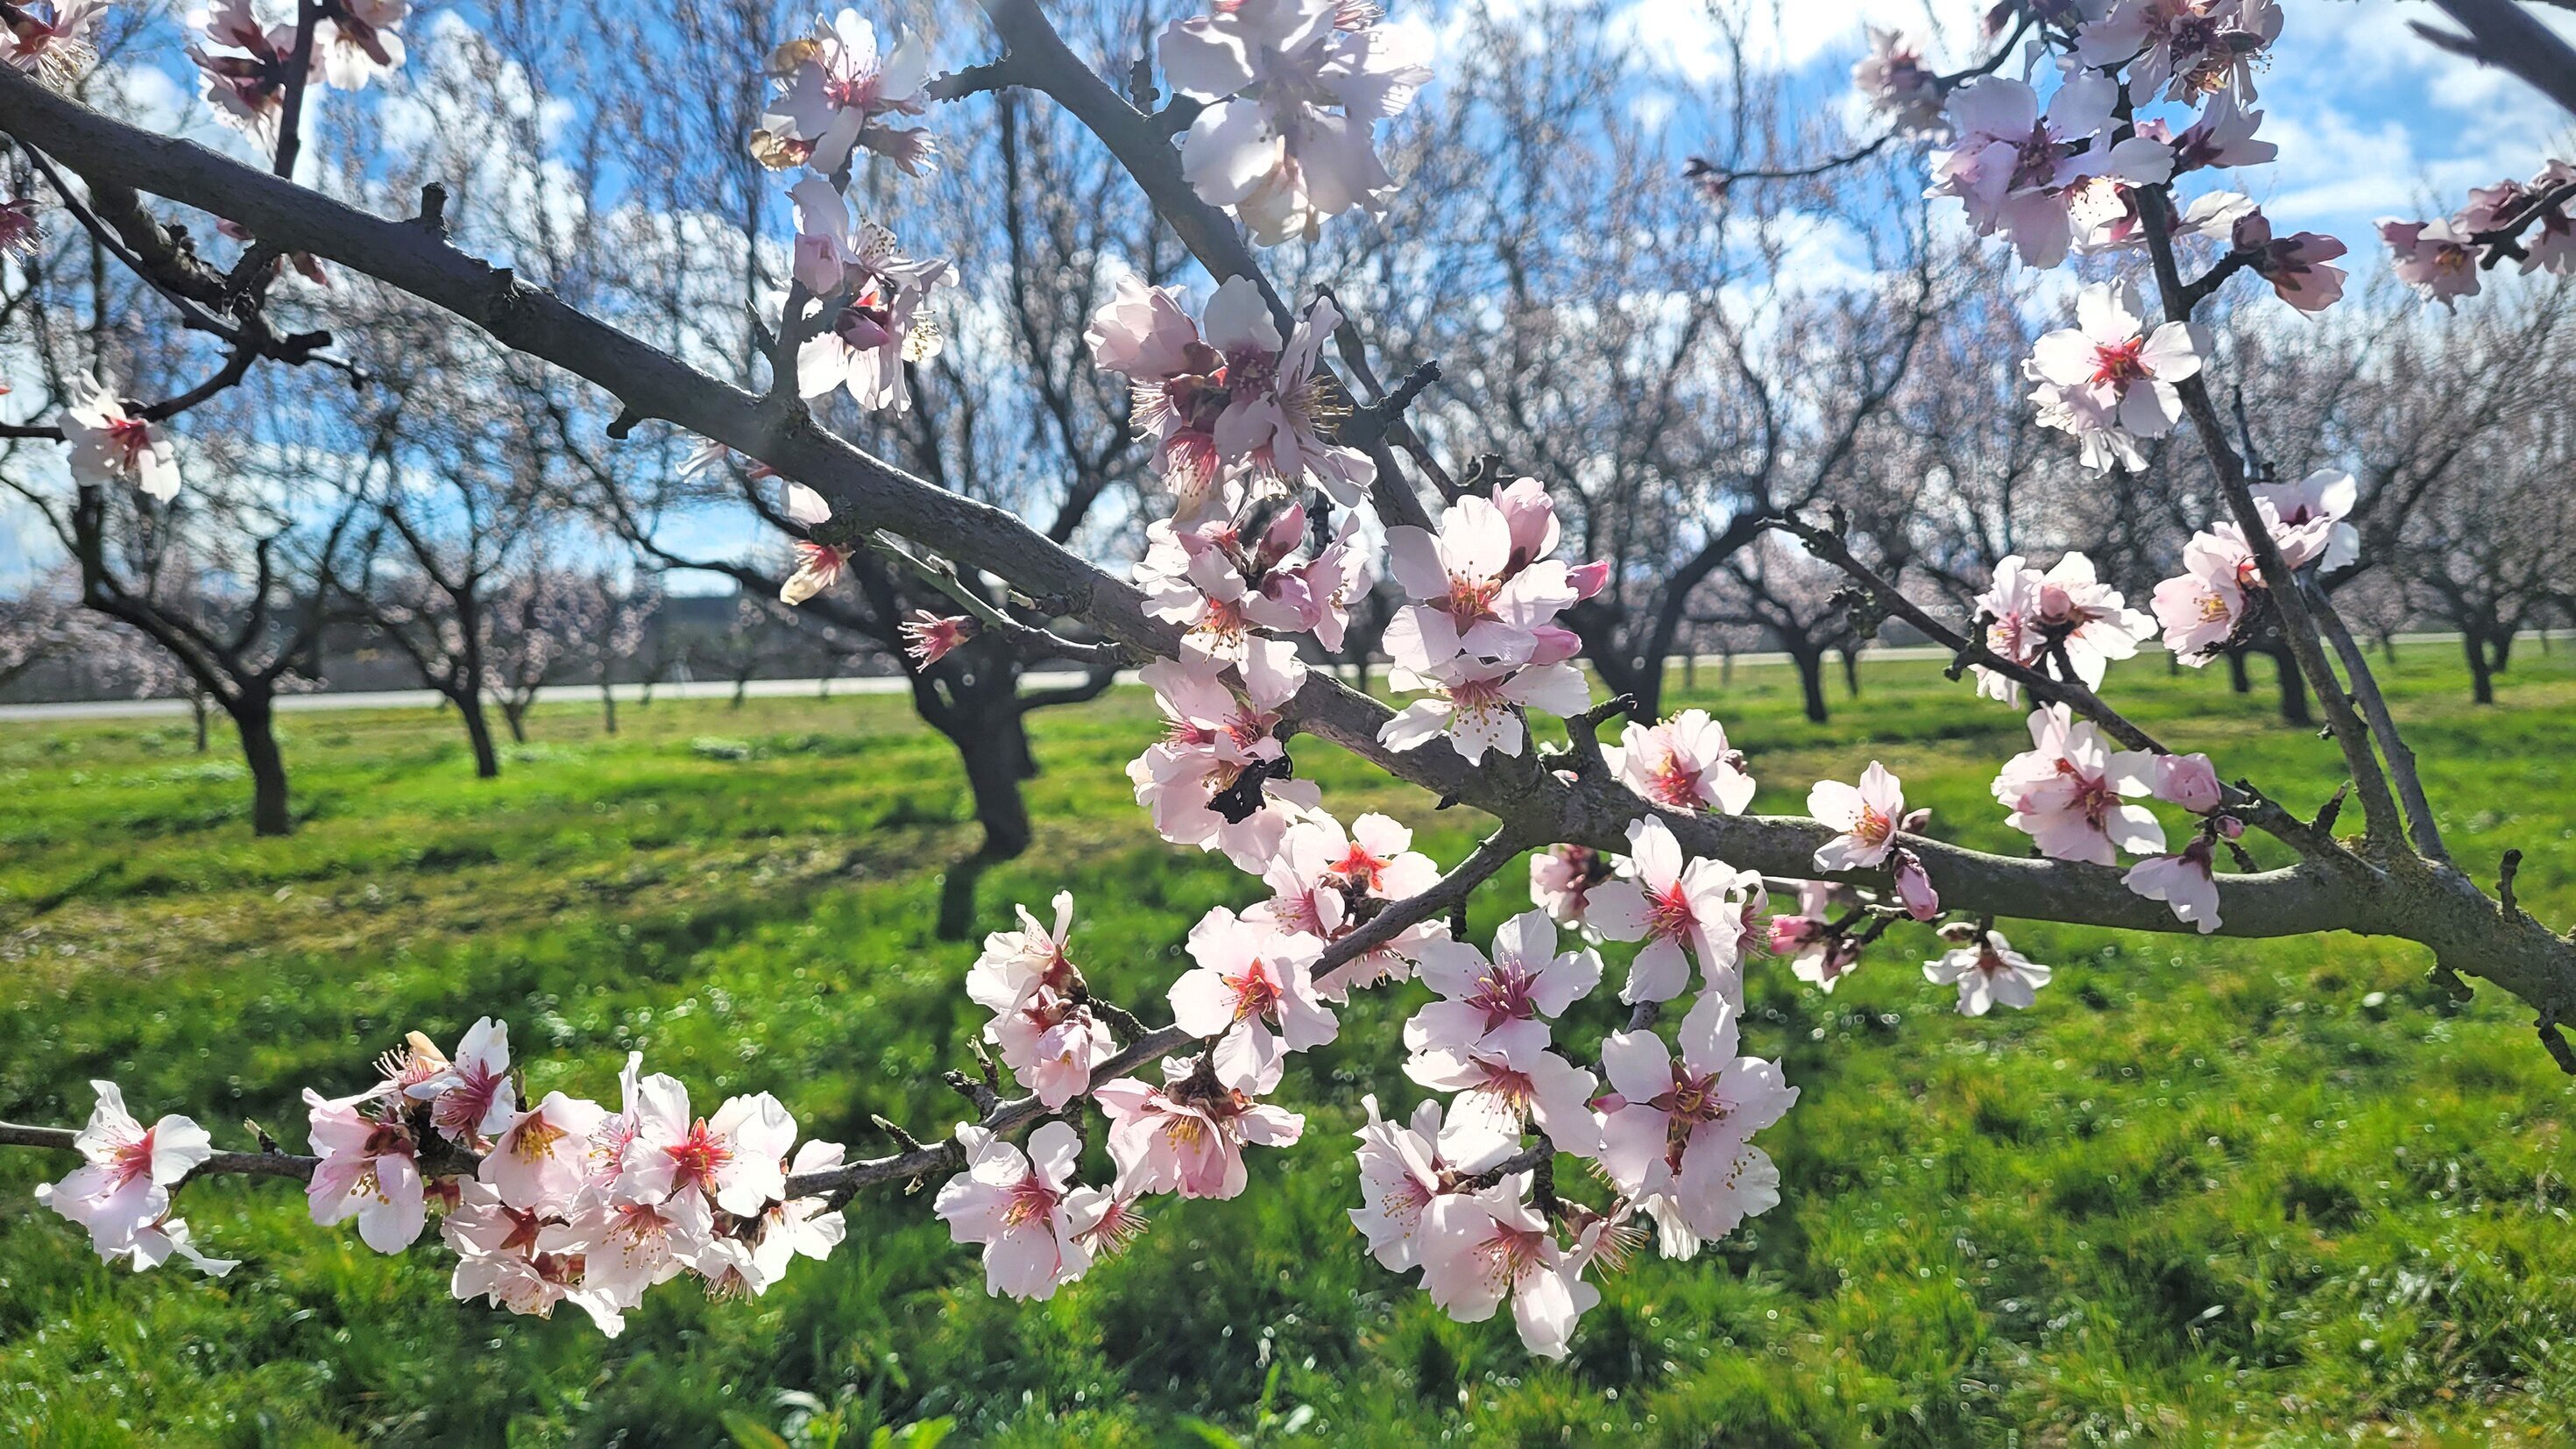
[6,645,2576,1445]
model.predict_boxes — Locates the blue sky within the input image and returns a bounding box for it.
[6,0,2572,592]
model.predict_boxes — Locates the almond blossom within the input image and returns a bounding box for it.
[1851,26,1944,135]
[1595,993,1796,1241]
[1924,930,2054,1015]
[1405,1016,1600,1158]
[900,610,973,666]
[188,0,297,139]
[1529,843,1614,934]
[3,0,105,85]
[314,0,407,90]
[1992,705,2164,865]
[932,1120,1108,1301]
[755,9,935,177]
[1348,1094,1513,1274]
[613,1078,796,1217]
[2150,532,2250,662]
[0,195,37,258]
[1384,490,1582,670]
[1403,909,1603,1059]
[305,1085,428,1253]
[64,372,180,501]
[1127,648,1321,871]
[1136,505,1369,660]
[1097,1057,1306,1200]
[1970,552,2153,702]
[791,198,955,413]
[542,1184,713,1309]
[2218,204,2346,314]
[1379,652,1591,765]
[2152,753,2226,814]
[1250,810,1443,998]
[750,1140,849,1286]
[780,540,853,606]
[1419,1177,1599,1359]
[1773,880,1864,993]
[1159,0,1432,245]
[443,1180,623,1333]
[1585,815,1759,1004]
[1929,72,2170,269]
[2077,0,2282,104]
[33,1081,215,1257]
[480,1090,608,1213]
[1166,906,1336,1092]
[2252,468,2360,572]
[968,891,1081,1016]
[101,1214,238,1277]
[2025,280,2208,474]
[2125,835,2223,932]
[1603,708,1757,814]
[406,1015,517,1148]
[2380,218,2481,309]
[1807,761,1909,872]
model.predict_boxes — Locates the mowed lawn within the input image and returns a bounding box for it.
[7,646,2576,1445]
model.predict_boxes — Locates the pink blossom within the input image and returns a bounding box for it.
[791,199,956,413]
[405,1015,517,1149]
[2253,468,2360,571]
[99,1214,238,1277]
[2024,280,2208,475]
[1253,811,1443,998]
[1127,650,1320,871]
[750,1139,849,1286]
[4,0,105,86]
[540,1184,713,1309]
[2153,753,2226,814]
[1851,26,1943,134]
[614,1077,797,1217]
[1385,491,1582,670]
[1419,1177,1599,1359]
[443,1180,622,1334]
[480,1091,610,1214]
[34,1081,215,1257]
[932,1120,1108,1301]
[900,610,973,667]
[2239,212,2348,314]
[305,1085,428,1253]
[2150,534,2249,663]
[1807,761,1908,872]
[989,989,1117,1110]
[1167,906,1337,1092]
[1097,1057,1306,1200]
[188,0,295,140]
[1596,993,1797,1241]
[1348,1094,1513,1273]
[2078,0,2282,105]
[1530,844,1614,933]
[1379,655,1592,765]
[1924,931,2053,1015]
[969,891,1081,1017]
[2380,218,2481,310]
[780,540,852,606]
[2169,93,2279,173]
[1971,552,2152,702]
[64,371,180,501]
[2124,836,2223,933]
[0,196,37,259]
[1889,847,1940,922]
[757,10,936,176]
[1929,73,2169,268]
[1405,1015,1600,1157]
[1161,0,1431,245]
[313,0,407,91]
[1585,815,1759,1003]
[1604,708,1757,814]
[1992,705,2165,865]
[1404,908,1603,1057]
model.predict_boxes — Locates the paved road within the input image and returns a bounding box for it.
[0,632,2535,723]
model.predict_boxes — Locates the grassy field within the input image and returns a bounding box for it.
[6,646,2576,1445]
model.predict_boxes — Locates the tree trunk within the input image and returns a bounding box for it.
[598,678,618,735]
[501,700,529,744]
[2226,649,2253,694]
[1838,646,1862,698]
[190,690,209,753]
[2490,630,2515,675]
[457,689,502,778]
[732,671,752,708]
[2466,628,2497,705]
[1720,649,1734,687]
[1789,647,1829,724]
[2379,632,2398,666]
[2270,647,2313,726]
[935,705,1038,941]
[232,696,292,838]
[1683,649,1696,692]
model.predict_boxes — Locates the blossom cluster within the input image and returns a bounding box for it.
[190,0,410,144]
[2381,159,2576,309]
[41,1021,849,1332]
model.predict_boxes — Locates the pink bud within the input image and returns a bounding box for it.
[1890,847,1939,922]
[2036,582,2072,621]
[1492,476,1558,565]
[2153,753,2225,814]
[1767,915,1824,952]
[1256,505,1307,570]
[1525,626,1581,667]
[1566,560,1610,600]
[2214,815,2245,839]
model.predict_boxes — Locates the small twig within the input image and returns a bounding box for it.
[869,1114,928,1152]
[2501,849,2525,920]
[1557,693,1638,778]
[2539,1012,2576,1077]
[864,531,1130,668]
[1339,358,1440,450]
